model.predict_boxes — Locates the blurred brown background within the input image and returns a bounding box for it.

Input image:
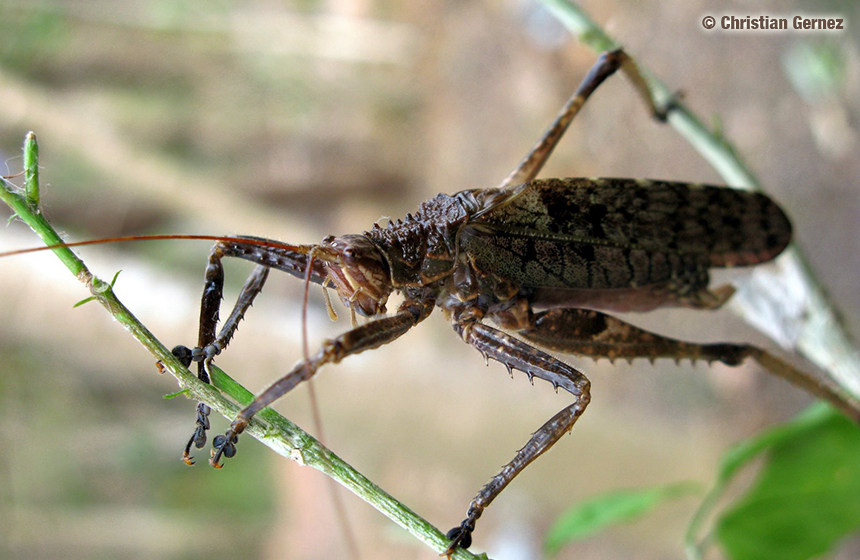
[1,1,858,559]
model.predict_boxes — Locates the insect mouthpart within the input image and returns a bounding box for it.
[321,234,392,317]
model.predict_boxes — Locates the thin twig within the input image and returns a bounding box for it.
[0,172,484,560]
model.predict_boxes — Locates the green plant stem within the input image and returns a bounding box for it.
[540,0,860,395]
[23,131,40,210]
[0,177,484,560]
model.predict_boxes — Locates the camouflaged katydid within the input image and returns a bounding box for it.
[5,49,860,558]
[160,50,860,556]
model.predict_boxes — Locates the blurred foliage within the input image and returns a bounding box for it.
[544,482,700,556]
[717,406,860,560]
[0,4,69,76]
[548,405,860,559]
[782,42,847,103]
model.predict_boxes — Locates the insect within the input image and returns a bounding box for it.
[159,50,860,556]
[5,49,860,558]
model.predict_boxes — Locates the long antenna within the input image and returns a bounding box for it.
[3,230,362,558]
[0,234,315,259]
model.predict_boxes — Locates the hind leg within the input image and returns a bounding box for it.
[515,307,860,423]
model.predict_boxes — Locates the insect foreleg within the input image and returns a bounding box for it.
[518,308,860,423]
[209,297,435,468]
[172,237,322,464]
[208,264,271,357]
[445,317,591,557]
[172,243,273,463]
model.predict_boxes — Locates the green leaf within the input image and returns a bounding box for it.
[545,482,700,556]
[717,403,833,483]
[686,404,835,558]
[716,408,860,560]
[72,296,96,307]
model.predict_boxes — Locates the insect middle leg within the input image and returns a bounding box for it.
[172,245,271,463]
[208,297,435,467]
[445,312,591,556]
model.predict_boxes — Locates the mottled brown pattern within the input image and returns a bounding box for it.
[467,179,791,280]
[460,178,791,293]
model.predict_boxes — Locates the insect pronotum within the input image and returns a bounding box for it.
[4,49,860,558]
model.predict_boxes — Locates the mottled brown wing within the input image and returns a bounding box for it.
[459,178,791,291]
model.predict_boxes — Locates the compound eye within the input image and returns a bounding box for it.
[344,247,356,259]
